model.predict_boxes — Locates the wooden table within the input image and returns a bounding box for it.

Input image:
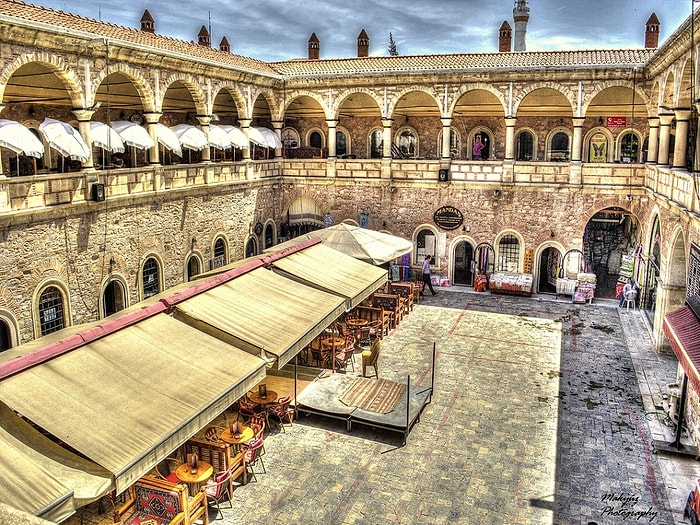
[248,389,279,406]
[220,425,255,450]
[175,460,213,493]
[321,336,345,349]
[346,318,368,329]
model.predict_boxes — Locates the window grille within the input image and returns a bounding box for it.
[142,258,159,298]
[497,235,520,272]
[39,286,64,336]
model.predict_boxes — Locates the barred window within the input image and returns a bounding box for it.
[497,235,520,272]
[142,257,160,299]
[39,286,65,336]
[517,131,534,161]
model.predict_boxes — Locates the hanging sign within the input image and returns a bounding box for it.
[433,206,463,230]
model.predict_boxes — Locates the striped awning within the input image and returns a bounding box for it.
[663,299,700,394]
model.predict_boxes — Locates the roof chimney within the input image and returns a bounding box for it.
[198,25,211,48]
[645,13,660,49]
[308,33,320,60]
[499,21,512,53]
[140,10,155,33]
[357,29,369,57]
[219,36,230,53]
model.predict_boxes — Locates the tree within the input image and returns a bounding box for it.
[388,32,398,56]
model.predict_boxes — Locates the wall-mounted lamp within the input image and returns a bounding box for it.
[191,237,197,246]
[109,256,115,267]
[28,105,35,117]
[382,220,387,228]
[625,194,633,201]
[598,116,604,126]
[462,225,470,232]
[493,189,501,197]
[388,185,397,193]
[550,230,555,238]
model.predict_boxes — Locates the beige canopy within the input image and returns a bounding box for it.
[173,267,346,368]
[269,243,387,309]
[0,314,267,496]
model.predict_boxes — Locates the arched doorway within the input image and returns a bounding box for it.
[103,279,126,317]
[186,255,201,282]
[0,319,10,351]
[246,237,258,258]
[642,217,661,325]
[453,240,475,286]
[537,246,562,294]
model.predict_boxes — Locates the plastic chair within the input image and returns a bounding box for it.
[623,289,638,310]
[334,335,356,371]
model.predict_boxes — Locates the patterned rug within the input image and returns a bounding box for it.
[339,377,406,414]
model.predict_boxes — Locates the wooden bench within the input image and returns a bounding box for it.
[114,475,208,525]
[371,293,402,330]
[185,437,247,490]
[353,305,389,338]
[390,282,414,314]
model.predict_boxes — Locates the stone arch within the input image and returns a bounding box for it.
[449,84,508,116]
[532,240,566,293]
[676,54,693,107]
[160,73,208,115]
[90,63,156,112]
[583,126,615,162]
[660,70,675,109]
[99,273,130,318]
[388,86,441,119]
[494,229,526,273]
[138,251,165,300]
[251,88,280,122]
[512,82,575,116]
[211,82,248,120]
[333,88,383,119]
[412,223,440,266]
[0,53,85,108]
[283,91,329,120]
[31,277,73,338]
[581,80,651,117]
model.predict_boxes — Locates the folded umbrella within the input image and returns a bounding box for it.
[156,123,182,157]
[111,120,155,150]
[171,124,209,151]
[39,117,90,161]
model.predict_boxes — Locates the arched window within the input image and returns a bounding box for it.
[620,132,639,163]
[589,132,608,162]
[245,237,258,258]
[369,128,383,158]
[549,131,570,161]
[336,130,348,157]
[415,228,436,265]
[0,320,9,351]
[103,279,126,317]
[142,257,160,299]
[186,255,201,282]
[309,130,323,149]
[516,130,534,161]
[396,128,418,158]
[212,237,227,269]
[38,286,65,336]
[497,234,521,272]
[264,223,275,249]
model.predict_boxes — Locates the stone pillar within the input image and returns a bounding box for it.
[326,119,338,159]
[0,104,5,176]
[196,115,211,162]
[72,108,98,169]
[143,112,162,165]
[239,118,252,161]
[381,118,393,160]
[657,112,674,166]
[504,117,517,161]
[673,109,691,170]
[271,120,283,160]
[646,117,659,164]
[571,117,585,162]
[440,117,453,160]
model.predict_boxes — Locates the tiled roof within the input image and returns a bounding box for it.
[269,49,656,77]
[0,0,279,76]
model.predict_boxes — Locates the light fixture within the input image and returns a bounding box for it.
[388,185,397,193]
[598,116,604,126]
[463,225,470,232]
[550,230,555,238]
[493,189,501,197]
[191,237,197,246]
[382,220,387,228]
[109,256,115,267]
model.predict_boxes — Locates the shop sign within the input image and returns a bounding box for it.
[606,116,627,127]
[433,206,463,230]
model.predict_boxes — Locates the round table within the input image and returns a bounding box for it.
[248,389,279,406]
[220,425,255,450]
[175,461,213,493]
[321,336,345,349]
[346,318,368,328]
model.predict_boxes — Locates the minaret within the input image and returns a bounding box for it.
[499,21,512,53]
[513,0,529,52]
[645,13,660,49]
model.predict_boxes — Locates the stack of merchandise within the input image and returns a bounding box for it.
[575,272,597,303]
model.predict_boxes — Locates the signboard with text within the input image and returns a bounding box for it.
[606,116,627,127]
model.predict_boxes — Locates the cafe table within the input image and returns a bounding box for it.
[175,460,213,493]
[247,390,279,426]
[345,318,369,347]
[220,425,255,451]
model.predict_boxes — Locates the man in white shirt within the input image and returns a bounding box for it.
[421,255,438,296]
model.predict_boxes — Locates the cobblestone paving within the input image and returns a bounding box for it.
[71,291,686,525]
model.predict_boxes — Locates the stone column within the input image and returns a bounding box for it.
[196,115,211,162]
[657,112,674,166]
[571,117,585,162]
[672,109,691,170]
[72,108,97,169]
[504,117,517,161]
[440,117,453,160]
[381,118,393,160]
[271,120,283,160]
[646,117,659,164]
[326,119,338,159]
[143,112,162,165]
[0,104,5,175]
[239,118,252,161]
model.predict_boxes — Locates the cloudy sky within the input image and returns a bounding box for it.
[33,0,694,62]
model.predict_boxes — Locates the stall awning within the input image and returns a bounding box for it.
[269,243,388,309]
[0,403,112,523]
[173,267,346,368]
[0,314,267,495]
[663,300,700,394]
[287,196,323,227]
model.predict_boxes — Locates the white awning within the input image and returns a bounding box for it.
[173,267,346,368]
[207,124,233,150]
[269,243,387,309]
[0,314,267,496]
[111,120,155,150]
[286,195,324,227]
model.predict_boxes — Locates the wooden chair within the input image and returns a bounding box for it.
[362,337,381,378]
[267,394,294,431]
[153,456,182,485]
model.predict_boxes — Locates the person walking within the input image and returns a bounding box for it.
[421,255,438,296]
